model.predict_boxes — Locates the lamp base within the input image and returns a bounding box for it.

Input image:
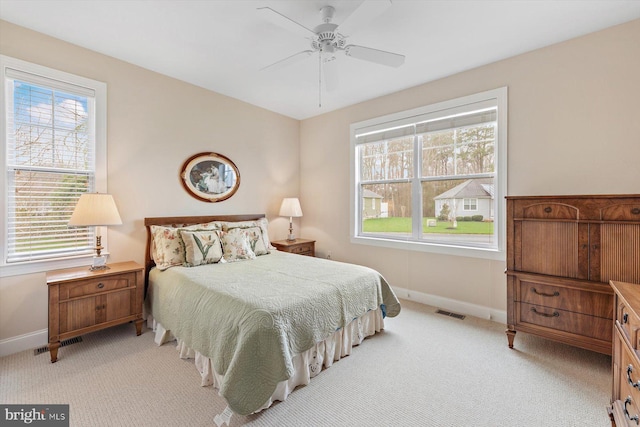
[286,234,296,242]
[89,255,109,271]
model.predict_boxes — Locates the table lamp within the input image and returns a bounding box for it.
[279,198,303,241]
[68,193,122,270]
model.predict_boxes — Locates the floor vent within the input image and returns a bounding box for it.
[436,309,466,320]
[34,336,83,356]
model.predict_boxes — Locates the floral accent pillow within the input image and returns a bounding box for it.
[151,222,221,270]
[220,228,257,262]
[242,226,269,256]
[179,230,223,267]
[222,218,273,252]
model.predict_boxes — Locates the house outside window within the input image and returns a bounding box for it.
[350,88,507,260]
[0,55,107,277]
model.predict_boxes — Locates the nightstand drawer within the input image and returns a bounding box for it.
[290,243,313,255]
[271,239,316,257]
[60,273,136,300]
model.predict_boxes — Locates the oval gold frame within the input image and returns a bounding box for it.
[180,152,240,202]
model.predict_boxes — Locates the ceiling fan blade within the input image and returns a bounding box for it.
[322,56,339,92]
[260,50,314,71]
[335,0,392,37]
[257,7,315,38]
[344,45,405,67]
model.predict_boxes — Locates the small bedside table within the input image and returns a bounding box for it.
[46,261,144,363]
[271,238,315,257]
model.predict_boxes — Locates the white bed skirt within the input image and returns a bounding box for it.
[146,309,384,414]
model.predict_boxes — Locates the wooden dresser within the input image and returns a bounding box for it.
[506,195,640,355]
[610,280,640,426]
[46,261,144,363]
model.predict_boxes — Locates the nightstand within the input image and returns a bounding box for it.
[46,261,144,363]
[271,238,315,257]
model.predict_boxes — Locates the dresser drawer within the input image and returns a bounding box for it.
[60,273,136,300]
[619,301,640,350]
[519,280,613,318]
[621,337,640,419]
[611,398,640,427]
[518,302,612,341]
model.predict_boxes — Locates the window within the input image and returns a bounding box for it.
[350,88,507,260]
[1,55,107,276]
[463,198,478,211]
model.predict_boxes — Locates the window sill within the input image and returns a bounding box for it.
[351,235,505,261]
[0,254,105,278]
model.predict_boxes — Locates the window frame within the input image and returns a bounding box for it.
[0,55,107,277]
[350,87,507,260]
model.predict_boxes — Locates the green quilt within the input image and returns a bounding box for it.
[146,250,400,415]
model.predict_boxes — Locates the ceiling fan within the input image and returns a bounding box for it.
[258,0,405,105]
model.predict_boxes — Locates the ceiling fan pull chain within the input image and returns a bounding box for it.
[318,51,322,108]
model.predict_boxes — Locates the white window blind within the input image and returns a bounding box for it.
[2,57,106,269]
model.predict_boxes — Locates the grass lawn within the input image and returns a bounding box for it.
[363,217,493,234]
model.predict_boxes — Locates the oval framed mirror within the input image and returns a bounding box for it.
[180,152,240,202]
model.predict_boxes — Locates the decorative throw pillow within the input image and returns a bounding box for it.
[179,229,223,267]
[220,228,257,262]
[222,217,273,252]
[151,222,221,270]
[242,226,269,255]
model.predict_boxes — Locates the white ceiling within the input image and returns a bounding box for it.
[1,0,639,120]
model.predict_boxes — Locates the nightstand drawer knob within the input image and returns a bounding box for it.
[97,283,104,289]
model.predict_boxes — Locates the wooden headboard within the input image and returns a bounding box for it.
[144,214,265,285]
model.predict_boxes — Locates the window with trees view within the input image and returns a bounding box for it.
[350,88,507,259]
[1,55,106,275]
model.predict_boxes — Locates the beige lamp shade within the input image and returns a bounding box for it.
[279,198,303,218]
[68,193,122,226]
[280,198,302,241]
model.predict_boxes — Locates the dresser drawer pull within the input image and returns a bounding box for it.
[530,287,559,297]
[627,365,640,390]
[530,307,559,318]
[97,283,104,289]
[625,396,640,424]
[544,207,552,213]
[624,313,630,324]
[632,208,640,215]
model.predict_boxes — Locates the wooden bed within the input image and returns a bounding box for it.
[143,214,400,418]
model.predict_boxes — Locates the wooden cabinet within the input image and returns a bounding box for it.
[610,281,640,426]
[506,195,640,355]
[271,238,315,257]
[47,261,144,363]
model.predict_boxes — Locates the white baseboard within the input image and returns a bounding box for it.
[0,329,48,358]
[393,286,507,325]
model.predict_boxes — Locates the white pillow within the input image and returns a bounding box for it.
[179,229,223,267]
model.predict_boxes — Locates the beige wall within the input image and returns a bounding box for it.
[0,21,300,346]
[1,17,639,353]
[299,19,640,316]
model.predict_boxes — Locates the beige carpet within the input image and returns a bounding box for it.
[1,299,610,426]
